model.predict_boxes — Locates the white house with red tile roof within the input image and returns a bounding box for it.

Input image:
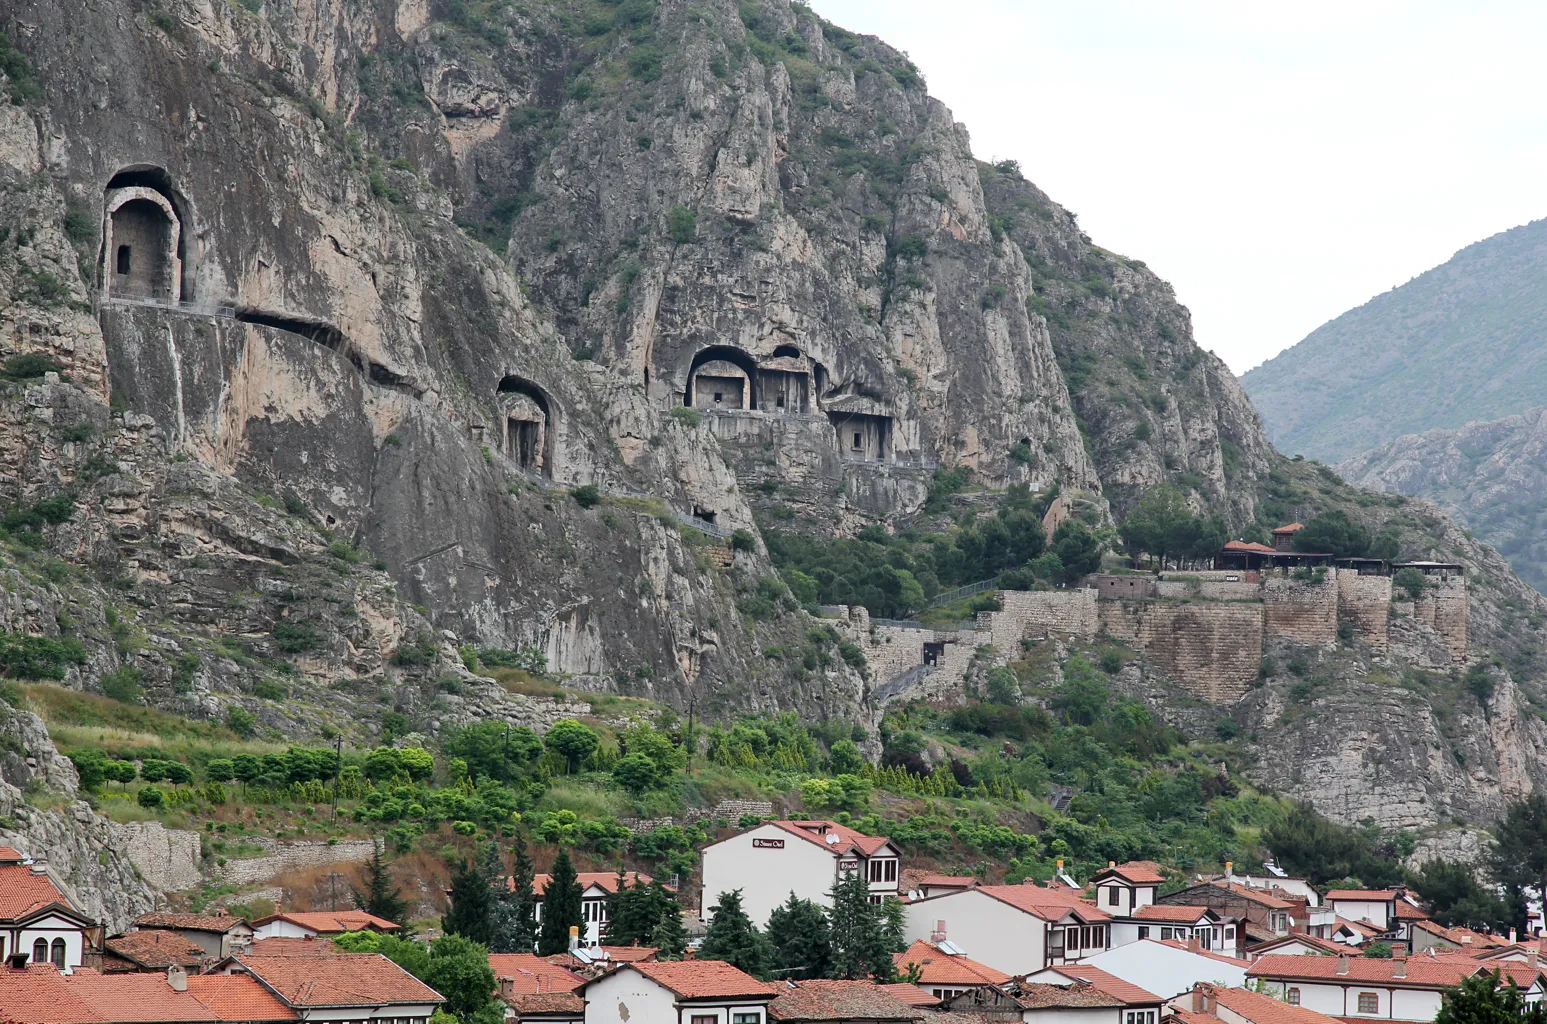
[521,871,656,945]
[577,959,776,1024]
[903,884,1112,976]
[1091,863,1164,919]
[701,822,899,929]
[1247,952,1547,1021]
[1322,892,1400,932]
[249,910,399,941]
[1245,934,1356,961]
[1069,939,1249,1001]
[1167,982,1342,1024]
[1111,906,1235,957]
[1019,964,1166,1024]
[893,938,1009,1001]
[0,846,97,970]
[218,952,443,1022]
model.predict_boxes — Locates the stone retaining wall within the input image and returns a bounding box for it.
[1417,577,1469,662]
[108,821,204,894]
[218,837,376,887]
[1337,572,1392,650]
[619,798,775,834]
[1099,600,1264,702]
[1263,571,1339,645]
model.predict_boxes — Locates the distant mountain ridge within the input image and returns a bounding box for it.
[1339,406,1547,594]
[1242,217,1547,463]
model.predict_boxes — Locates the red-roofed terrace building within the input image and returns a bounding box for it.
[701,822,900,930]
[216,952,443,1023]
[0,846,98,970]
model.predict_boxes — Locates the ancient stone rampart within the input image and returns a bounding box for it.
[1337,572,1392,650]
[1416,577,1469,662]
[1263,570,1339,645]
[989,589,1098,647]
[1099,600,1264,701]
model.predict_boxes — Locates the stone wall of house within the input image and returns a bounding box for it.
[1263,570,1340,645]
[1416,577,1470,663]
[1337,572,1393,650]
[1099,600,1264,702]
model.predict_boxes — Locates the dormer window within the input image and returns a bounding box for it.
[1106,886,1121,906]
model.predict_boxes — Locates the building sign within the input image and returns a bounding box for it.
[752,838,785,849]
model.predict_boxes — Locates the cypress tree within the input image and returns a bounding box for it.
[880,895,908,953]
[766,891,832,980]
[508,832,538,953]
[826,871,896,981]
[699,889,770,979]
[537,848,584,955]
[442,858,492,945]
[352,839,408,927]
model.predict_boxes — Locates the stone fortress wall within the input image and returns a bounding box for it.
[840,566,1466,706]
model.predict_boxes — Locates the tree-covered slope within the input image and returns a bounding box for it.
[1242,217,1547,463]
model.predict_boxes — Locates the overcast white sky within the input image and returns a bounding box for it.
[807,0,1547,374]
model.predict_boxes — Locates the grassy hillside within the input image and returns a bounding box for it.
[1242,217,1547,463]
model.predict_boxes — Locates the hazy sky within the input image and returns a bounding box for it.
[807,0,1547,374]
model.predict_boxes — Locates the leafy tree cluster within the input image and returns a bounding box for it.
[767,486,1092,616]
[1291,510,1400,560]
[0,630,87,680]
[1120,485,1226,567]
[335,930,503,1024]
[1264,801,1405,887]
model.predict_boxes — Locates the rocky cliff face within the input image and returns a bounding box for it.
[0,700,156,932]
[1339,407,1547,594]
[0,0,1541,837]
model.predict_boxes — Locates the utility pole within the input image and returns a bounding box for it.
[503,723,511,785]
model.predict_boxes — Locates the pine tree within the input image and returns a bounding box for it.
[480,841,526,954]
[880,896,908,953]
[442,858,493,945]
[826,871,896,981]
[508,832,538,953]
[537,848,584,956]
[649,882,688,960]
[352,839,409,927]
[699,889,770,979]
[766,892,832,980]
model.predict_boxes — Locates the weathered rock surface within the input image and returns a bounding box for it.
[0,702,156,932]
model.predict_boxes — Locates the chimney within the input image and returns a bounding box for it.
[1188,936,1200,953]
[1225,862,1234,879]
[28,860,47,876]
[568,925,580,952]
[931,920,948,943]
[1108,861,1116,869]
[167,965,188,992]
[1528,949,1539,972]
[1393,958,1407,979]
[1510,928,1518,945]
[498,977,513,999]
[1337,956,1350,976]
[1191,983,1205,1013]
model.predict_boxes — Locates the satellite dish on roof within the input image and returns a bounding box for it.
[826,834,839,845]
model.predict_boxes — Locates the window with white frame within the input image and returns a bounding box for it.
[732,1014,761,1024]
